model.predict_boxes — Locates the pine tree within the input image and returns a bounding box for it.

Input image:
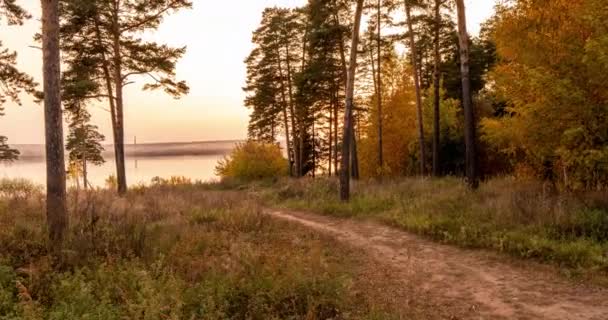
[60,0,191,195]
[244,8,307,176]
[0,0,37,161]
[297,0,349,176]
[65,107,105,190]
[0,136,18,161]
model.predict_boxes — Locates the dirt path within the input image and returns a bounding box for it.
[267,209,608,320]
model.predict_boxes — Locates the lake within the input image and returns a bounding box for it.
[0,141,239,187]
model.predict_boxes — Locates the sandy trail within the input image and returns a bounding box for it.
[267,209,608,320]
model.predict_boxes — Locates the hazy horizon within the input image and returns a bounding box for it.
[9,140,243,161]
[0,0,495,144]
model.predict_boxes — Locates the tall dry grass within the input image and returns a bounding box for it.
[0,178,388,319]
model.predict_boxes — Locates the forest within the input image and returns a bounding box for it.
[243,0,608,193]
[1,0,608,318]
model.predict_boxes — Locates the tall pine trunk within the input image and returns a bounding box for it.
[455,0,478,189]
[92,15,122,192]
[376,0,384,172]
[405,1,426,176]
[285,43,299,177]
[296,28,309,177]
[328,98,333,177]
[83,158,88,190]
[333,91,338,174]
[432,0,441,176]
[336,15,358,179]
[112,25,127,195]
[280,103,293,176]
[41,0,67,253]
[340,0,364,201]
[351,123,359,179]
[83,136,88,190]
[312,120,316,177]
[277,50,294,176]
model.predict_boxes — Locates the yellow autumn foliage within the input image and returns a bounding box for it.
[481,0,608,189]
[216,141,288,181]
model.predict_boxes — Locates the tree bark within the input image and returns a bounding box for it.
[432,0,441,177]
[336,13,358,179]
[83,158,88,191]
[296,28,309,177]
[83,135,88,190]
[328,95,333,177]
[92,15,121,193]
[111,5,127,195]
[376,0,384,172]
[285,43,299,177]
[455,0,478,189]
[333,88,338,175]
[41,0,67,254]
[276,48,294,176]
[405,1,426,176]
[327,99,334,177]
[340,0,364,202]
[271,117,276,141]
[312,120,316,178]
[351,120,359,179]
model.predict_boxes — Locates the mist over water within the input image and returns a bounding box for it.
[0,141,239,187]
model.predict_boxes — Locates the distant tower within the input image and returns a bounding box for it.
[134,136,138,169]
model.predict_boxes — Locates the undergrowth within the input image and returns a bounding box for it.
[0,179,388,319]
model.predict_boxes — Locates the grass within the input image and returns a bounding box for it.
[0,178,397,319]
[256,176,608,281]
[3,175,607,317]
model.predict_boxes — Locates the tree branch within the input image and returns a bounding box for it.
[120,0,185,33]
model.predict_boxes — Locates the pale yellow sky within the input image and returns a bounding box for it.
[0,0,494,144]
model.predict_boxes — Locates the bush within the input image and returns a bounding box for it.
[150,176,193,186]
[216,141,288,182]
[0,178,43,200]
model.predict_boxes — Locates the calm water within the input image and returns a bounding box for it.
[1,155,224,187]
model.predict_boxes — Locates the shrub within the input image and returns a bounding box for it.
[0,178,43,200]
[104,175,117,190]
[151,176,193,186]
[215,141,288,182]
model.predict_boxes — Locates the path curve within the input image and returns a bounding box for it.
[267,209,608,320]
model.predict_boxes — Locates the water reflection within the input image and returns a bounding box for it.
[0,155,224,187]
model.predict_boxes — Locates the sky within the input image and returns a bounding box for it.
[0,0,496,144]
